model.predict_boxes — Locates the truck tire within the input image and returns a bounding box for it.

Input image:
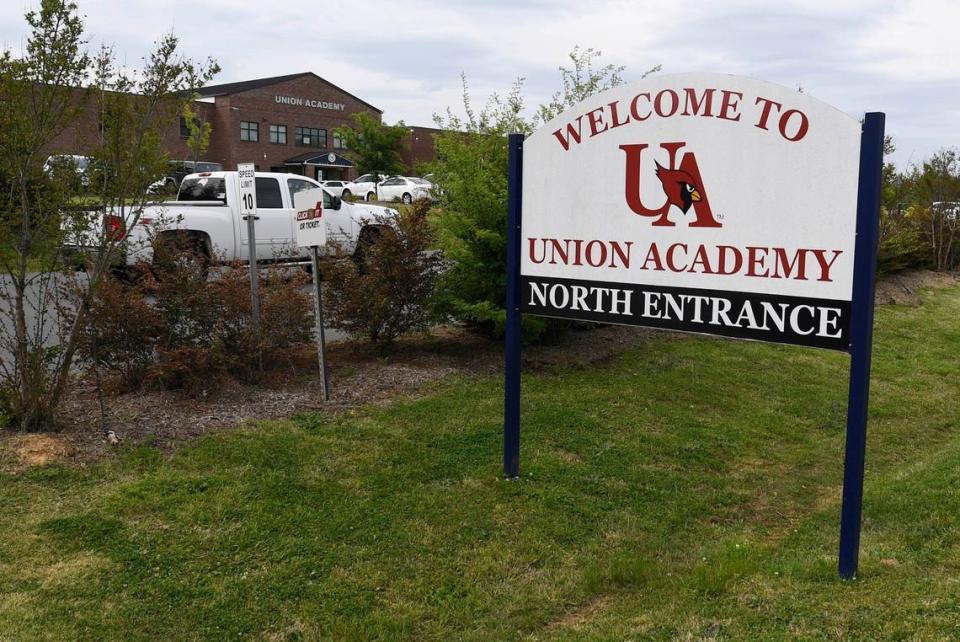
[366,191,376,202]
[153,231,211,279]
[352,225,383,268]
[402,193,412,204]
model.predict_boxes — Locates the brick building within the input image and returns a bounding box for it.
[51,72,438,181]
[401,124,443,173]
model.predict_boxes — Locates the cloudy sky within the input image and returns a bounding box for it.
[1,0,956,168]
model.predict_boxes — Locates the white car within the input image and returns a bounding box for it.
[933,202,960,220]
[44,154,93,186]
[377,176,434,204]
[350,174,387,202]
[321,180,355,198]
[420,173,438,201]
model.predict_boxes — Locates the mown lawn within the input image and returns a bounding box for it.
[1,287,960,640]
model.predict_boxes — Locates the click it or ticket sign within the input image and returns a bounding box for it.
[294,205,325,248]
[520,73,862,350]
[293,189,327,249]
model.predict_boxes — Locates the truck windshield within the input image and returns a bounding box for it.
[178,177,227,202]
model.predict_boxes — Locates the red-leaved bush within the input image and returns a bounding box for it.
[322,201,440,349]
[79,242,313,396]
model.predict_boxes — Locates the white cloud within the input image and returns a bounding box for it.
[0,0,956,166]
[851,0,960,81]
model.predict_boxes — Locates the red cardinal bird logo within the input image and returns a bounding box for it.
[654,162,702,214]
[620,142,722,228]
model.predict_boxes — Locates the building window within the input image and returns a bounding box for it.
[295,126,326,148]
[240,121,259,142]
[333,130,346,149]
[269,124,287,145]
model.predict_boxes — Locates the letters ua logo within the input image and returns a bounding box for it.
[620,142,722,228]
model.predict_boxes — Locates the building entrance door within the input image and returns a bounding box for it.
[314,167,345,181]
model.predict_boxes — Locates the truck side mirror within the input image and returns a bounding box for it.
[331,195,342,210]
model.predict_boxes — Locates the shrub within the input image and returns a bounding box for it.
[76,270,161,391]
[322,207,440,349]
[426,81,526,338]
[877,207,930,275]
[80,245,313,396]
[919,204,960,271]
[884,149,960,272]
[143,239,223,353]
[427,48,648,340]
[213,263,313,372]
[150,345,227,397]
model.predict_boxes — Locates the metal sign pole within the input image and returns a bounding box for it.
[310,245,330,402]
[503,133,524,478]
[246,211,262,369]
[838,112,885,580]
[238,163,262,371]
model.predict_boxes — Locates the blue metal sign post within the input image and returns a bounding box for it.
[504,133,524,479]
[838,112,885,580]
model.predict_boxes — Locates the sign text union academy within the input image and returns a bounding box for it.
[274,95,347,112]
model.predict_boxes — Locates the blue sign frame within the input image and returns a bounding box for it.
[503,112,886,579]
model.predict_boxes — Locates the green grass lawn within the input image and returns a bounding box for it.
[2,287,960,640]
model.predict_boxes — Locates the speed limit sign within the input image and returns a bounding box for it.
[238,162,257,214]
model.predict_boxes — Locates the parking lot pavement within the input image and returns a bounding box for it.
[0,272,71,359]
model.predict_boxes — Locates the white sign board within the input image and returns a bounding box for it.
[293,189,328,249]
[238,163,257,215]
[520,73,862,350]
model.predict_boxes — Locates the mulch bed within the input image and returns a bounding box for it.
[1,323,653,472]
[2,269,956,472]
[873,269,960,306]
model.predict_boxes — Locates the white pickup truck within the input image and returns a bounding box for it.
[121,171,398,265]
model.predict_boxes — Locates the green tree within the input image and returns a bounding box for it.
[876,147,960,274]
[536,46,658,124]
[429,49,646,338]
[0,0,218,431]
[880,135,899,211]
[182,59,220,164]
[334,112,408,178]
[914,149,960,270]
[182,101,210,164]
[428,76,529,337]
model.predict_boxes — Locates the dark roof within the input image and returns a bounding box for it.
[284,151,353,167]
[197,72,382,114]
